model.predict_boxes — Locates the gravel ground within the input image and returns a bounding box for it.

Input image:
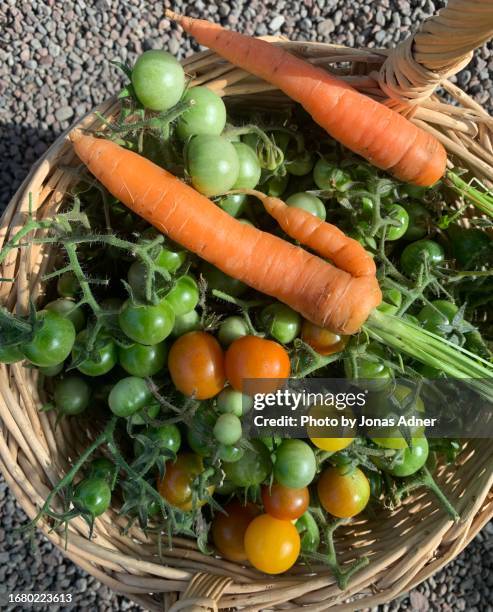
[1,1,492,610]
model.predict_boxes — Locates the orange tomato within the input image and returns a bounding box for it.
[224,335,291,393]
[168,331,225,399]
[301,320,348,356]
[211,500,259,562]
[261,483,309,520]
[157,453,213,511]
[244,514,300,574]
[317,466,370,518]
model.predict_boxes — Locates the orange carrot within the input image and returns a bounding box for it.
[167,11,446,187]
[239,189,376,278]
[70,131,381,334]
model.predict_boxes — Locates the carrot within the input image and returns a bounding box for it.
[70,131,381,335]
[167,11,447,187]
[238,189,376,278]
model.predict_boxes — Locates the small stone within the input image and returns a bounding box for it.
[55,106,74,122]
[317,19,335,37]
[269,15,285,31]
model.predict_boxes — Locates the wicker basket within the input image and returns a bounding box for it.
[1,2,493,610]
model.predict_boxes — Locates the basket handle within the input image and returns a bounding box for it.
[380,0,493,105]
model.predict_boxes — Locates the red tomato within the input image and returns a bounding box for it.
[168,331,226,399]
[224,335,291,393]
[157,453,213,511]
[211,500,259,562]
[317,466,370,518]
[261,483,309,520]
[301,320,348,356]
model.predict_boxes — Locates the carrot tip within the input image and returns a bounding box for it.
[69,128,82,143]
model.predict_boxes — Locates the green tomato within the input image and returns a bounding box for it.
[187,135,240,196]
[127,248,187,300]
[128,401,161,426]
[88,458,116,482]
[403,201,431,241]
[217,193,248,217]
[57,272,79,298]
[273,439,316,488]
[171,310,201,337]
[201,262,247,297]
[313,159,351,191]
[74,477,111,517]
[217,316,249,346]
[165,275,199,317]
[385,204,409,241]
[119,299,175,345]
[176,86,226,138]
[131,50,185,111]
[134,424,181,455]
[218,444,244,463]
[216,387,253,417]
[187,406,216,457]
[400,240,445,277]
[0,344,24,364]
[389,437,429,477]
[54,376,90,415]
[417,300,459,336]
[108,376,152,417]
[222,440,272,487]
[232,142,261,189]
[287,151,313,176]
[264,173,289,197]
[213,413,242,445]
[156,246,187,273]
[22,310,76,367]
[286,192,326,220]
[260,303,301,344]
[118,341,167,377]
[73,330,117,377]
[296,511,320,553]
[45,298,85,332]
[447,225,492,269]
[344,355,392,392]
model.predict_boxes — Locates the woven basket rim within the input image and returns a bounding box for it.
[1,37,493,612]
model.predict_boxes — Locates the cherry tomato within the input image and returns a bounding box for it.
[223,440,272,487]
[217,193,247,217]
[72,330,117,377]
[57,271,79,298]
[225,335,291,394]
[216,387,253,417]
[217,316,249,347]
[213,413,242,445]
[262,483,309,520]
[286,192,326,220]
[400,239,444,277]
[45,298,85,332]
[128,401,160,426]
[417,300,459,336]
[171,310,201,338]
[88,457,116,482]
[307,404,355,452]
[265,173,289,197]
[118,341,167,377]
[168,331,226,399]
[218,443,244,462]
[54,376,90,415]
[157,453,212,511]
[403,201,431,241]
[301,320,348,356]
[387,437,429,477]
[22,310,76,367]
[74,477,111,517]
[233,142,261,189]
[295,511,320,553]
[313,159,351,191]
[274,440,316,489]
[119,299,175,345]
[244,514,300,574]
[39,362,64,377]
[128,248,186,298]
[317,466,370,518]
[176,86,226,138]
[134,424,181,456]
[108,376,152,417]
[287,151,313,176]
[187,405,216,456]
[384,204,409,241]
[201,262,247,297]
[0,344,23,364]
[132,50,185,111]
[448,225,492,269]
[260,303,301,344]
[211,500,259,562]
[187,135,240,197]
[165,276,199,317]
